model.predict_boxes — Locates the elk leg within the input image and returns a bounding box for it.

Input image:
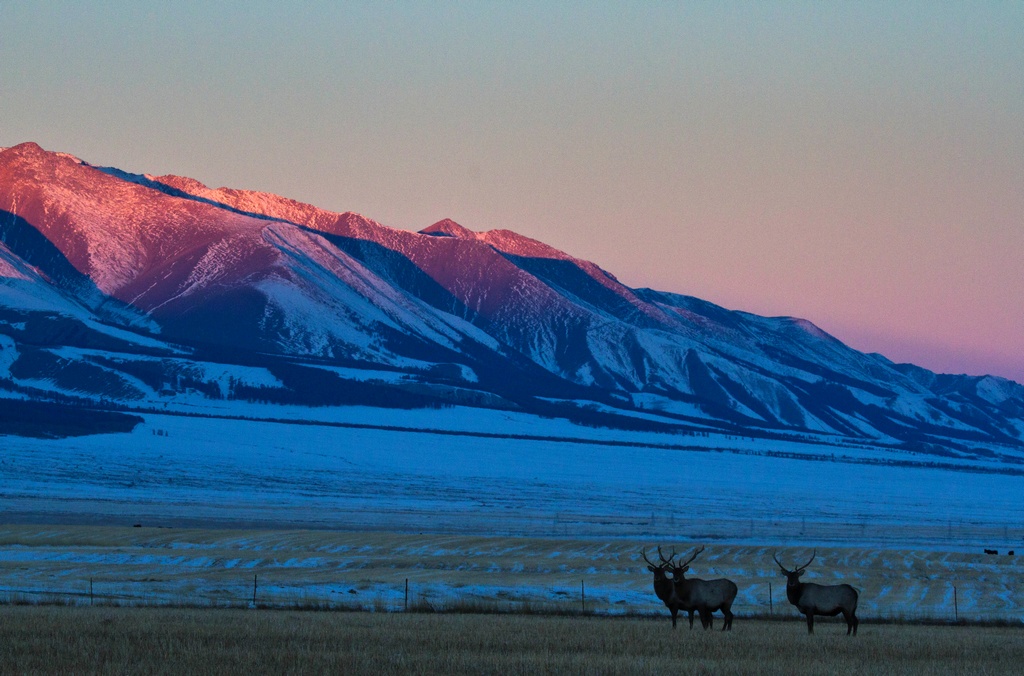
[700,609,712,630]
[844,611,858,636]
[722,607,733,631]
[670,607,678,629]
[687,610,695,630]
[805,613,814,634]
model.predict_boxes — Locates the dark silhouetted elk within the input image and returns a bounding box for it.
[642,546,688,628]
[669,545,738,631]
[773,550,859,635]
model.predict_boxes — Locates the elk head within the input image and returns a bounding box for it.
[641,546,677,578]
[670,545,705,580]
[773,549,815,587]
[641,546,681,606]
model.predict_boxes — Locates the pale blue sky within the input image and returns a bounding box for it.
[2,1,1022,380]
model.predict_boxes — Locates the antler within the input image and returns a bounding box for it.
[657,545,677,566]
[772,551,791,573]
[679,545,705,569]
[640,547,660,568]
[795,549,816,573]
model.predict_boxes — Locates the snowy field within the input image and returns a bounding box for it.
[2,408,1022,546]
[1,408,1023,621]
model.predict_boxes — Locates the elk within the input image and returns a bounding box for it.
[641,546,689,629]
[669,545,738,631]
[773,550,859,635]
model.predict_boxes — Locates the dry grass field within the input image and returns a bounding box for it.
[1,606,1023,674]
[2,526,1023,673]
[2,525,1022,622]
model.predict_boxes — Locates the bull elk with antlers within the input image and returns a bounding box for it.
[669,545,738,631]
[773,550,859,635]
[641,546,689,628]
[642,545,737,630]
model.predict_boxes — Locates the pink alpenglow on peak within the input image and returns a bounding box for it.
[2,142,1023,452]
[420,218,477,239]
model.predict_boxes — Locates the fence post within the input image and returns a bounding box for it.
[405,578,409,612]
[90,578,94,606]
[954,585,958,622]
[768,582,772,616]
[252,574,258,607]
[581,580,585,614]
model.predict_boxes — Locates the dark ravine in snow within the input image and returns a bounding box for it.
[1,142,1023,457]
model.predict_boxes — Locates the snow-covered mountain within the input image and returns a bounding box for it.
[2,141,1023,452]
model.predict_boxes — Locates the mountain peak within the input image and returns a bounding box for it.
[0,142,49,164]
[420,219,476,238]
[1,142,88,170]
[6,141,45,155]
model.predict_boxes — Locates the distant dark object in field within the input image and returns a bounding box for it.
[773,550,859,635]
[642,546,687,629]
[133,524,142,528]
[668,545,738,631]
[984,549,998,555]
[1009,550,1015,556]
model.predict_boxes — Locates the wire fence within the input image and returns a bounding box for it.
[2,523,1022,626]
[1,575,1021,626]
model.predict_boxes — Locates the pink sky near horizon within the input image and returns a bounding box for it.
[2,2,1022,383]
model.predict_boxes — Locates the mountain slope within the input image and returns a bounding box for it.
[2,142,1023,453]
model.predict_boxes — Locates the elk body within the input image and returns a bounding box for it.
[642,546,737,631]
[773,551,859,635]
[642,546,689,629]
[670,545,738,631]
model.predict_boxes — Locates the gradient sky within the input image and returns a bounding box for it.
[2,2,1022,382]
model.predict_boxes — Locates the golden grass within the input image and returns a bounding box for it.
[1,606,1022,674]
[1,525,1021,622]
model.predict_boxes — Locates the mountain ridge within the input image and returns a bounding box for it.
[2,142,1022,455]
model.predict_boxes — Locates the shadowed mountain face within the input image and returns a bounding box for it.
[2,142,1023,449]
